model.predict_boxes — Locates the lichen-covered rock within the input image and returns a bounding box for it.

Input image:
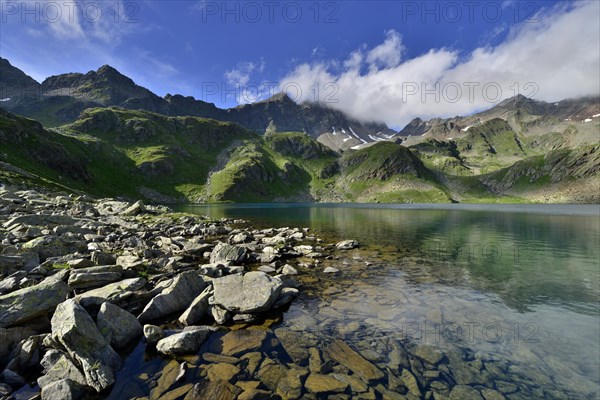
[41,378,84,400]
[211,272,283,314]
[50,299,121,392]
[76,278,146,308]
[22,235,86,261]
[210,242,247,264]
[96,302,142,348]
[0,278,69,327]
[138,271,207,323]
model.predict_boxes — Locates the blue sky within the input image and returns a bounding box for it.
[1,0,598,128]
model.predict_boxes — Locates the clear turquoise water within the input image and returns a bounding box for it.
[174,203,600,398]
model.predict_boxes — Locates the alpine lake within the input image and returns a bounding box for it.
[100,203,598,400]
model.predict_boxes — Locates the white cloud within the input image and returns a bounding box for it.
[279,1,600,129]
[365,30,404,70]
[224,59,266,86]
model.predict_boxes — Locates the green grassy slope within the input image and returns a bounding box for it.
[1,107,597,204]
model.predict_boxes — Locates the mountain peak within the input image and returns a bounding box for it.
[497,94,531,107]
[96,64,125,77]
[262,92,295,104]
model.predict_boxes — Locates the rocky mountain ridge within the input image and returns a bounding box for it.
[0,58,393,145]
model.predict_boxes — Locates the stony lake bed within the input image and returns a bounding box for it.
[0,189,598,400]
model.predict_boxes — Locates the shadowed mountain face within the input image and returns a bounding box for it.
[0,59,393,143]
[0,58,40,99]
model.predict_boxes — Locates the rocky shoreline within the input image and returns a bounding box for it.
[0,186,366,399]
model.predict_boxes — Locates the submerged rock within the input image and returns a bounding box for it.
[219,330,267,356]
[326,340,384,382]
[305,373,348,394]
[450,385,484,400]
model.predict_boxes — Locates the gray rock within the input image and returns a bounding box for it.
[76,278,146,308]
[122,200,145,216]
[22,236,86,262]
[0,278,69,327]
[68,271,123,289]
[50,299,121,392]
[323,267,339,274]
[198,263,225,278]
[210,305,231,325]
[3,214,79,230]
[2,369,25,387]
[96,302,142,349]
[66,258,95,269]
[40,349,65,371]
[336,240,359,250]
[281,264,298,275]
[272,287,299,308]
[38,354,87,389]
[115,255,144,270]
[178,286,212,325]
[6,334,44,372]
[143,324,165,344]
[450,385,484,399]
[156,326,217,356]
[211,271,284,314]
[414,344,444,365]
[258,265,276,273]
[41,378,84,400]
[90,252,116,266]
[138,271,207,323]
[0,383,12,397]
[210,242,247,264]
[0,326,37,362]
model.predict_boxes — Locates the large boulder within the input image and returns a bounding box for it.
[22,236,86,261]
[3,214,80,230]
[121,200,145,216]
[96,302,142,349]
[68,269,123,290]
[37,352,87,390]
[40,378,84,400]
[210,242,247,264]
[50,299,121,392]
[211,272,284,314]
[156,326,217,356]
[0,278,69,327]
[76,278,146,308]
[138,271,207,323]
[178,286,213,325]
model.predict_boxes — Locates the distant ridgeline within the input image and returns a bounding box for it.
[1,57,599,204]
